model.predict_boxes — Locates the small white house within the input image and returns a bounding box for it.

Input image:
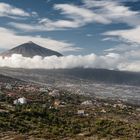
[113,103,127,109]
[49,90,60,97]
[77,110,85,115]
[81,100,93,106]
[101,109,106,113]
[14,97,27,105]
[13,99,18,105]
[6,84,12,90]
[39,87,48,92]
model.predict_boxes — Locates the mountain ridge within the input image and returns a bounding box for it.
[0,67,140,86]
[0,41,63,58]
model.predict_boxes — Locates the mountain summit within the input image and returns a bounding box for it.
[0,41,63,58]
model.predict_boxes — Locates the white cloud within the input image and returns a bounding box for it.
[99,0,140,48]
[8,0,140,32]
[0,27,79,52]
[102,37,118,42]
[84,0,138,16]
[8,18,82,32]
[8,22,44,32]
[54,4,109,24]
[0,52,139,72]
[0,2,30,18]
[0,34,139,71]
[104,43,139,53]
[104,26,140,44]
[0,53,120,70]
[118,61,140,72]
[8,3,110,32]
[0,47,140,72]
[83,0,139,26]
[103,43,140,71]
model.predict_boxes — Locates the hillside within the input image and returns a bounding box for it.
[0,74,23,84]
[0,68,140,86]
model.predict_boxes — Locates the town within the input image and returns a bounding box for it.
[0,76,140,140]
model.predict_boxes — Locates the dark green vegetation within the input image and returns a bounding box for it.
[0,91,140,140]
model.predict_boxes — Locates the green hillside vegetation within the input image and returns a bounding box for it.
[0,90,140,140]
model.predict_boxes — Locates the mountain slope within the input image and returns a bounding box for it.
[0,68,140,105]
[0,41,62,57]
[0,68,140,86]
[0,74,24,84]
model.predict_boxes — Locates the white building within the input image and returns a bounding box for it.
[81,100,93,106]
[113,103,127,109]
[49,90,60,97]
[6,84,12,90]
[101,109,106,113]
[39,87,48,92]
[13,97,27,105]
[77,110,85,115]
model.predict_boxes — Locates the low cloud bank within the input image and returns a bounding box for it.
[0,53,140,72]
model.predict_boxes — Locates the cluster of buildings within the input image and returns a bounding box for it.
[0,81,50,93]
[0,81,137,118]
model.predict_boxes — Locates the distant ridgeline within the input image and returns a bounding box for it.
[0,68,140,86]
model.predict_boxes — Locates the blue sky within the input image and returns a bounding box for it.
[0,0,140,56]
